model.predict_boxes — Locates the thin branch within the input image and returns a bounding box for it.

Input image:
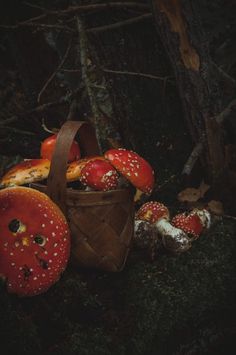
[216,98,236,124]
[63,2,149,13]
[37,39,72,104]
[0,96,72,127]
[86,13,152,33]
[0,22,74,33]
[23,2,47,12]
[103,68,172,82]
[76,16,102,152]
[0,3,149,29]
[222,214,236,221]
[2,127,36,135]
[60,68,80,73]
[182,136,206,175]
[41,117,57,134]
[211,61,236,88]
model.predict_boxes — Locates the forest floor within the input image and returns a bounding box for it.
[0,134,236,355]
[0,8,236,353]
[0,215,236,355]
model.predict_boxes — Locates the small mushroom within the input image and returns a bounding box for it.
[135,201,191,253]
[66,156,106,182]
[104,148,154,194]
[172,208,211,239]
[79,158,119,191]
[0,159,51,188]
[0,186,70,297]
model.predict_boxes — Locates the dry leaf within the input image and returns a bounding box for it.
[178,187,201,202]
[207,200,224,215]
[178,180,210,203]
[198,180,210,198]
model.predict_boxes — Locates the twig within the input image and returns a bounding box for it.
[211,61,236,88]
[86,13,152,33]
[76,16,102,152]
[182,99,236,175]
[60,68,80,73]
[23,2,48,12]
[63,2,149,13]
[41,117,57,134]
[0,3,149,29]
[182,136,205,175]
[103,68,172,82]
[216,98,236,124]
[156,175,176,191]
[0,22,74,33]
[37,39,72,104]
[2,127,36,135]
[222,214,236,221]
[0,96,72,127]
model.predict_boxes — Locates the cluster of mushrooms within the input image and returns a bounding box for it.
[0,133,154,193]
[134,202,211,259]
[0,133,211,297]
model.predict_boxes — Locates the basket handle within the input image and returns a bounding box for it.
[46,120,100,213]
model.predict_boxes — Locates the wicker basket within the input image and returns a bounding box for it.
[32,121,134,272]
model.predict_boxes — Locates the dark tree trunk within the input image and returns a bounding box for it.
[151,0,226,181]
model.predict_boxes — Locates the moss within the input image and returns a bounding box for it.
[122,220,236,354]
[0,284,42,355]
[0,220,236,355]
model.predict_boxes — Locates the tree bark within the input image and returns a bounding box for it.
[151,0,226,181]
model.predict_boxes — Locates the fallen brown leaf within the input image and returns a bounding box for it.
[207,200,224,215]
[178,187,201,202]
[198,180,210,198]
[178,180,210,203]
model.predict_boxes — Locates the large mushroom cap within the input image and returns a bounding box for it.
[104,148,154,193]
[0,186,70,297]
[0,159,51,188]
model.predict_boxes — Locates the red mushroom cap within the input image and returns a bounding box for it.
[136,201,169,223]
[0,159,51,188]
[0,186,70,297]
[66,156,106,182]
[40,134,81,162]
[172,212,203,238]
[104,148,154,194]
[79,158,119,191]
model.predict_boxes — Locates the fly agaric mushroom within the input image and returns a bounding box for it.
[104,148,154,194]
[0,159,51,188]
[79,158,119,191]
[66,156,106,182]
[40,134,81,162]
[172,208,211,239]
[0,158,107,188]
[135,201,191,253]
[0,186,70,297]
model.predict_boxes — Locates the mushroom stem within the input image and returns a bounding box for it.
[134,218,191,254]
[154,218,192,253]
